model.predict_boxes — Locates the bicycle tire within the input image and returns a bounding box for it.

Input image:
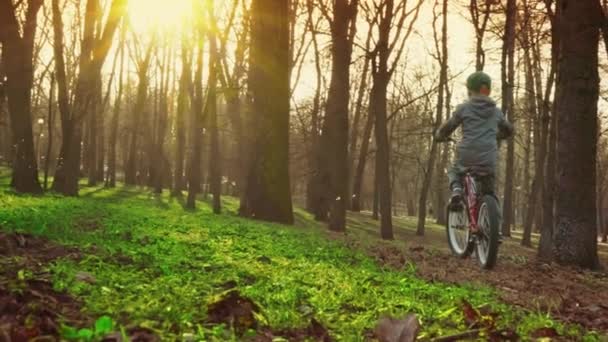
[476,195,500,269]
[445,205,474,258]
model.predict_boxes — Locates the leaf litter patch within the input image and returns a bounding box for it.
[359,235,608,334]
[0,232,88,340]
[206,289,332,341]
[0,233,163,342]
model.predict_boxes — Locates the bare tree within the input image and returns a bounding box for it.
[500,0,516,237]
[207,0,221,214]
[311,0,359,231]
[173,34,192,196]
[417,0,448,236]
[365,0,423,239]
[125,34,155,185]
[186,7,205,210]
[105,24,126,188]
[52,0,127,195]
[552,0,601,269]
[240,0,293,224]
[0,0,44,194]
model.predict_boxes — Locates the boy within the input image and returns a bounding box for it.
[435,71,514,209]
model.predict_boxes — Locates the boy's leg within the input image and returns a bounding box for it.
[447,162,465,209]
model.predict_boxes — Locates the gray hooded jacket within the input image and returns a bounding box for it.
[435,95,513,171]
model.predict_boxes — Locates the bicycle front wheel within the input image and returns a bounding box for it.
[476,195,500,269]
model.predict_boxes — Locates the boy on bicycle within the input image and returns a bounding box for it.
[435,71,514,209]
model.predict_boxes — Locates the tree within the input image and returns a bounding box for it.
[207,0,221,214]
[0,0,44,194]
[106,24,127,188]
[125,36,155,185]
[173,34,192,196]
[552,0,601,269]
[240,0,293,224]
[52,0,127,196]
[500,0,516,238]
[538,0,558,260]
[314,0,358,231]
[365,0,423,239]
[186,9,205,210]
[417,0,448,236]
[469,0,495,71]
[349,30,373,212]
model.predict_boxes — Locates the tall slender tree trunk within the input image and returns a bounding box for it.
[153,43,171,194]
[317,0,358,232]
[240,0,293,224]
[552,0,601,269]
[538,2,559,260]
[435,81,452,225]
[125,44,153,186]
[173,38,191,196]
[44,72,56,191]
[207,11,221,214]
[106,60,123,187]
[501,0,516,237]
[186,26,205,210]
[352,110,374,212]
[417,0,448,236]
[370,75,393,239]
[87,81,100,186]
[348,38,371,210]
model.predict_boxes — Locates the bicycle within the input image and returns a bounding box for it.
[442,139,501,270]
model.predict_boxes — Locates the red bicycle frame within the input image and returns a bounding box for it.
[464,173,479,233]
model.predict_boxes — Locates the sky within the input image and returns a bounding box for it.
[287,0,504,106]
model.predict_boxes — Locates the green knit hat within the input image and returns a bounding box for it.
[466,71,492,92]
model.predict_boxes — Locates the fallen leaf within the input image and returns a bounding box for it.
[375,314,420,342]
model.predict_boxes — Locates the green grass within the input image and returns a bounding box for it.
[0,176,599,340]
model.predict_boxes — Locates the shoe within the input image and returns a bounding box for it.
[448,187,463,211]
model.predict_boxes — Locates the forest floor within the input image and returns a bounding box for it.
[1,174,607,341]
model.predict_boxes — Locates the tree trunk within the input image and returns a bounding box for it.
[552,0,600,269]
[417,0,448,236]
[173,38,191,196]
[153,44,171,194]
[207,15,221,214]
[52,0,126,196]
[352,109,374,212]
[372,164,379,220]
[240,0,293,224]
[125,42,153,186]
[186,26,205,210]
[0,0,44,194]
[501,0,516,237]
[44,73,55,191]
[106,29,126,188]
[348,30,372,211]
[538,2,559,261]
[305,0,324,218]
[87,81,100,186]
[371,76,393,239]
[317,0,358,232]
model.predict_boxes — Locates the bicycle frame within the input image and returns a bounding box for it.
[463,173,479,233]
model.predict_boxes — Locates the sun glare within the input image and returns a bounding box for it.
[127,0,192,32]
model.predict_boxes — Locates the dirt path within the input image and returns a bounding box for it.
[327,222,608,334]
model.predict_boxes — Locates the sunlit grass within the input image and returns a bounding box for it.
[0,172,599,340]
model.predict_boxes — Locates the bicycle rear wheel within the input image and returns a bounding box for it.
[446,205,473,258]
[476,195,500,269]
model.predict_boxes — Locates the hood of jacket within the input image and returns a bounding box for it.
[467,95,496,119]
